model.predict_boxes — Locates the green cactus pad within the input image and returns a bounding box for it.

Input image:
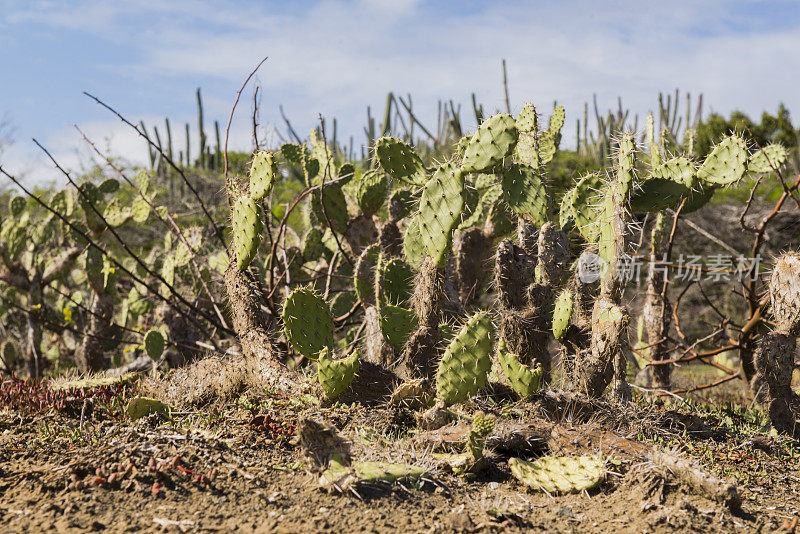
[329,291,356,319]
[402,216,426,268]
[280,143,305,165]
[232,196,264,270]
[748,144,787,174]
[98,178,120,194]
[436,311,494,406]
[320,457,425,491]
[697,135,747,185]
[630,157,695,212]
[500,163,548,225]
[681,184,715,213]
[552,289,574,341]
[497,338,542,399]
[355,244,380,306]
[380,258,415,306]
[375,137,427,185]
[516,102,538,134]
[388,189,416,221]
[418,163,465,267]
[317,347,359,399]
[537,105,565,166]
[302,227,326,262]
[282,287,334,360]
[312,183,349,233]
[249,151,277,201]
[559,173,603,240]
[461,113,518,173]
[509,455,605,494]
[467,411,496,460]
[379,304,418,351]
[356,169,389,216]
[9,196,26,217]
[144,329,165,361]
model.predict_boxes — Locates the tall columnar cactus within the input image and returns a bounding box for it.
[752,253,800,435]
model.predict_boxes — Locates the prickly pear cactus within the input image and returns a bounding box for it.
[282,287,334,360]
[467,411,496,460]
[509,456,605,494]
[355,169,389,216]
[514,102,538,167]
[144,329,165,361]
[379,304,418,352]
[497,338,542,399]
[552,289,574,341]
[461,113,518,174]
[375,137,427,185]
[249,151,277,201]
[418,163,465,267]
[559,173,603,240]
[697,135,747,185]
[436,311,494,406]
[630,156,695,212]
[232,196,264,270]
[317,347,359,399]
[379,258,415,307]
[402,216,426,268]
[748,144,787,174]
[537,104,565,166]
[302,227,326,262]
[500,163,548,225]
[311,182,349,233]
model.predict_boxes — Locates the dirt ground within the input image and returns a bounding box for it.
[2,370,800,534]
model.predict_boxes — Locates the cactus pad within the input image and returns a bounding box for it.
[461,113,518,173]
[380,258,415,306]
[302,227,326,262]
[497,338,542,398]
[379,304,419,351]
[418,163,465,267]
[388,189,416,221]
[436,311,494,406]
[249,151,277,201]
[697,135,747,185]
[9,196,26,216]
[402,216,426,267]
[500,163,548,225]
[467,411,496,460]
[509,456,605,494]
[748,144,787,174]
[282,287,334,360]
[552,289,574,341]
[312,183,349,233]
[630,157,695,212]
[356,169,389,216]
[374,137,427,185]
[317,347,359,399]
[559,173,603,240]
[232,196,264,270]
[143,329,165,361]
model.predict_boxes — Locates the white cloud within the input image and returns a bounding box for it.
[2,0,799,183]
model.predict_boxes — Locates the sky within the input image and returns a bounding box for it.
[1,0,799,185]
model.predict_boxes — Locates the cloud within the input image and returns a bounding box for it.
[1,0,799,184]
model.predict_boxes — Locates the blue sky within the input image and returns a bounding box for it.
[1,0,799,184]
